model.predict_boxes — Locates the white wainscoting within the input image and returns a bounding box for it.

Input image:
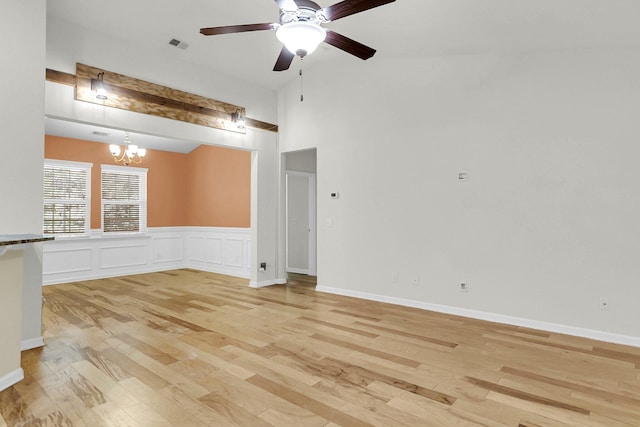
[43,227,250,285]
[185,227,251,279]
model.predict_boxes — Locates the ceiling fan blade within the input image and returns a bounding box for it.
[273,46,295,71]
[200,23,276,36]
[324,30,376,60]
[274,0,299,12]
[322,0,396,22]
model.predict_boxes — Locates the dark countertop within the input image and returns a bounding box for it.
[0,234,55,246]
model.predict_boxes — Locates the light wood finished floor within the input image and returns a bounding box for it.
[286,272,317,287]
[1,270,639,426]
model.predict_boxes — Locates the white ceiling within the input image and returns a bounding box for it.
[44,118,201,154]
[45,0,640,152]
[47,0,640,91]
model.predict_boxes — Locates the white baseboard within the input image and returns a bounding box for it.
[316,286,640,349]
[0,368,24,392]
[21,336,45,351]
[186,262,250,279]
[286,268,311,275]
[43,263,184,286]
[250,278,287,288]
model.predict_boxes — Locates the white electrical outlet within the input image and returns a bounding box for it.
[392,272,399,284]
[599,297,609,311]
[460,283,468,293]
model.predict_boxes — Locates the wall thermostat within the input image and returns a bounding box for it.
[330,192,339,199]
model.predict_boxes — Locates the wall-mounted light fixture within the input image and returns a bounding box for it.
[91,72,108,100]
[109,131,146,166]
[231,109,246,130]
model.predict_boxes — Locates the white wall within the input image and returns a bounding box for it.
[46,16,282,287]
[250,131,283,287]
[0,0,46,388]
[286,149,317,173]
[0,250,24,390]
[278,51,640,345]
[46,16,276,125]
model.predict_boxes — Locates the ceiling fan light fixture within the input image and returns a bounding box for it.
[276,21,326,57]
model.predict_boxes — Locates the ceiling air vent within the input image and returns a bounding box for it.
[92,131,109,137]
[169,38,189,50]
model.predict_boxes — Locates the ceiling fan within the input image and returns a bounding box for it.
[200,0,396,72]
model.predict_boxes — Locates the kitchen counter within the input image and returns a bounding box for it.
[0,234,53,392]
[0,235,53,257]
[0,234,54,246]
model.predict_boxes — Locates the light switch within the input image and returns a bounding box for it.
[325,218,333,227]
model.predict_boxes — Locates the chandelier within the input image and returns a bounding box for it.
[109,132,146,166]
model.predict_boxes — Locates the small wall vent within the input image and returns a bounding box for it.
[92,131,109,137]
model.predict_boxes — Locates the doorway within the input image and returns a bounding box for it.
[284,149,317,279]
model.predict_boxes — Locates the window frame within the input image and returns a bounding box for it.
[43,159,92,236]
[101,164,148,235]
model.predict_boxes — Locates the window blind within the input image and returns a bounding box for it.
[101,166,147,233]
[43,160,92,234]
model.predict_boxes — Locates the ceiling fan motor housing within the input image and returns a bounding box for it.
[277,0,327,58]
[279,0,326,25]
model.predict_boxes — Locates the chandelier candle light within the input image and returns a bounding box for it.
[110,132,146,166]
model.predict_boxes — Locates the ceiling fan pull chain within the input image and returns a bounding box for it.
[299,59,304,102]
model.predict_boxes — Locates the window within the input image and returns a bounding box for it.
[43,160,92,235]
[101,165,147,233]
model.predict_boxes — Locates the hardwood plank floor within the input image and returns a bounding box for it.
[1,269,639,426]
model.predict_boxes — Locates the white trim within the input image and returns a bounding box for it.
[316,286,640,348]
[286,267,311,275]
[100,164,148,173]
[309,173,316,275]
[21,336,45,351]
[0,368,24,392]
[43,159,93,169]
[187,262,250,279]
[43,226,251,285]
[100,164,148,234]
[184,226,251,235]
[44,158,92,236]
[250,278,287,288]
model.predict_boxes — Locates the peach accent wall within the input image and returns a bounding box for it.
[44,135,250,229]
[187,145,251,227]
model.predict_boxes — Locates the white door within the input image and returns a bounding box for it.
[286,171,316,275]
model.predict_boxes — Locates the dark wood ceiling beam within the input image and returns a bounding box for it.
[44,66,278,133]
[45,69,77,86]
